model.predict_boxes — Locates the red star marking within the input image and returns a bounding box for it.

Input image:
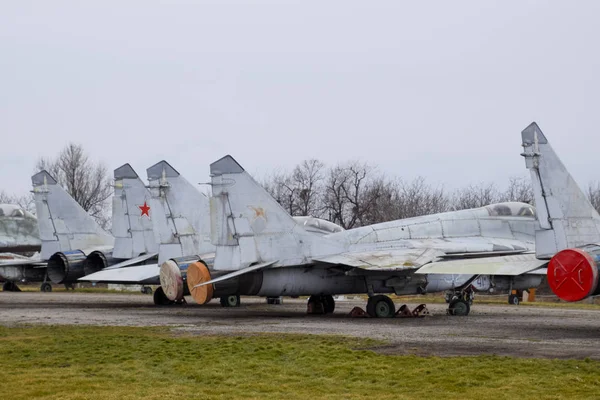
[138,201,150,218]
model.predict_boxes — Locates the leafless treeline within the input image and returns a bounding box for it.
[262,159,600,230]
[2,150,600,232]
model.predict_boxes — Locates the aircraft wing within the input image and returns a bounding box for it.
[415,253,548,276]
[79,264,160,284]
[103,252,159,270]
[0,259,46,267]
[314,248,443,271]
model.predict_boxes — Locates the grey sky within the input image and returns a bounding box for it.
[1,1,599,197]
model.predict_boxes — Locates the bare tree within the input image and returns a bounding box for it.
[451,183,500,210]
[322,161,382,229]
[36,143,112,229]
[500,176,533,204]
[262,159,325,217]
[292,159,325,217]
[588,181,600,215]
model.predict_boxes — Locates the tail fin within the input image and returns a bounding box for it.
[146,161,213,264]
[209,156,342,271]
[111,164,158,259]
[32,171,114,260]
[521,122,600,258]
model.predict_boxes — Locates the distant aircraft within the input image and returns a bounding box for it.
[0,167,158,292]
[521,122,600,303]
[81,161,345,306]
[191,156,547,317]
[0,204,40,253]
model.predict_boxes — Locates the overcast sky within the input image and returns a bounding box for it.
[1,1,599,197]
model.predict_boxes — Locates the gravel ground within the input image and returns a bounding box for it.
[1,291,599,360]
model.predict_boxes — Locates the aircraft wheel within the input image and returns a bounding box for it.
[266,297,282,305]
[3,282,20,292]
[322,295,335,314]
[153,286,174,306]
[220,295,240,307]
[40,283,52,293]
[307,295,325,314]
[141,286,153,295]
[448,299,470,316]
[508,294,520,306]
[366,295,396,318]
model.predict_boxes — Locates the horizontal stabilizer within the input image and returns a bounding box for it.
[415,254,547,276]
[193,260,276,288]
[104,252,158,270]
[79,264,160,284]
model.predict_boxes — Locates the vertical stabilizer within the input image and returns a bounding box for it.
[209,155,342,271]
[521,122,600,258]
[32,171,114,260]
[112,164,158,259]
[147,161,213,264]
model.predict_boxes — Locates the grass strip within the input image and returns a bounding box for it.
[0,326,598,399]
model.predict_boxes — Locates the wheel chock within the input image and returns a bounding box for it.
[412,304,431,317]
[349,306,370,318]
[395,304,414,318]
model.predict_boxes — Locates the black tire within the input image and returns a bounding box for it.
[40,283,52,293]
[3,282,19,292]
[220,295,240,307]
[366,295,396,318]
[153,286,174,306]
[322,295,335,314]
[307,295,324,314]
[448,299,470,316]
[508,294,520,306]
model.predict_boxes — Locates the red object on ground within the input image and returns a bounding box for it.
[547,248,598,302]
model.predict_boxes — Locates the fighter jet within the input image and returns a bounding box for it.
[0,167,158,292]
[191,156,547,317]
[521,122,600,303]
[0,204,40,253]
[81,161,346,306]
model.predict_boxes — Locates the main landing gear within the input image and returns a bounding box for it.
[2,281,21,292]
[40,282,52,292]
[366,295,396,318]
[153,286,186,306]
[307,295,335,314]
[446,287,474,316]
[220,295,241,307]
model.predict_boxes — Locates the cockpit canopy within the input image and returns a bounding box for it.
[0,204,36,220]
[484,202,536,218]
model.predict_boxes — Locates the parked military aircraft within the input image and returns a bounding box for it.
[521,122,600,303]
[191,156,547,317]
[0,204,40,253]
[0,167,158,292]
[81,161,346,306]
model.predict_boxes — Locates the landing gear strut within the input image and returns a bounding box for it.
[307,295,336,314]
[2,281,21,292]
[446,286,474,316]
[220,295,241,307]
[366,295,395,318]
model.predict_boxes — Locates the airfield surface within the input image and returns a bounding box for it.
[1,291,599,360]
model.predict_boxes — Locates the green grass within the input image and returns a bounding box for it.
[0,326,598,399]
